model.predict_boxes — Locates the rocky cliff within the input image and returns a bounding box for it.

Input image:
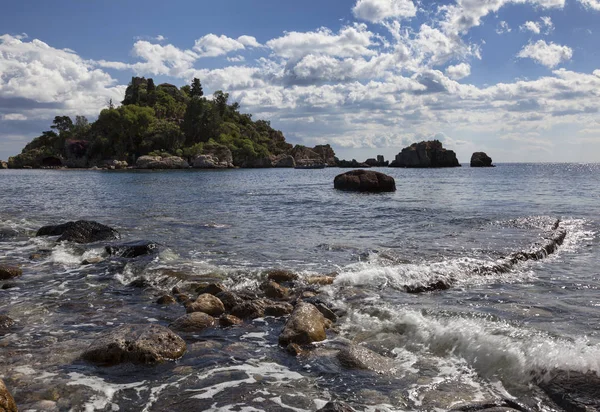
[390,140,460,168]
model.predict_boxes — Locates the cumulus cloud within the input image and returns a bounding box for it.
[517,40,573,68]
[521,21,541,34]
[352,0,417,23]
[579,0,600,10]
[521,17,553,34]
[445,63,471,80]
[193,34,259,57]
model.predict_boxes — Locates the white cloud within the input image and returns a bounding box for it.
[352,0,417,23]
[266,24,376,59]
[496,21,512,34]
[156,35,166,42]
[227,55,245,62]
[1,113,27,121]
[521,21,541,34]
[517,40,573,68]
[237,35,261,48]
[521,17,553,34]
[540,16,554,32]
[446,63,471,80]
[579,0,600,10]
[192,34,260,58]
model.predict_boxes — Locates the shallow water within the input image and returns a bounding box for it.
[1,164,599,411]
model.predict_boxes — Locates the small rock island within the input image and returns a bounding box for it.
[390,140,460,168]
[470,152,494,167]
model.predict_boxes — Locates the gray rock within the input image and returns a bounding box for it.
[136,155,189,169]
[215,290,244,311]
[0,228,19,241]
[273,154,296,168]
[37,220,119,243]
[334,170,396,192]
[336,345,396,374]
[538,370,600,412]
[105,240,158,258]
[170,312,216,333]
[279,302,327,345]
[82,324,186,365]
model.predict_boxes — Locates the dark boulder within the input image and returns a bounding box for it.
[279,302,327,345]
[0,228,19,241]
[336,158,370,168]
[219,314,243,327]
[170,312,216,333]
[334,170,396,193]
[0,315,15,329]
[390,140,460,168]
[470,152,494,167]
[266,269,298,283]
[196,283,227,296]
[231,300,267,319]
[82,324,186,366]
[0,266,22,280]
[156,295,177,305]
[185,294,225,316]
[215,291,244,311]
[261,281,289,299]
[37,220,119,243]
[105,240,158,258]
[538,370,600,412]
[264,301,294,317]
[0,378,17,412]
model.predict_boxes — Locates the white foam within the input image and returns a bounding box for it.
[67,372,146,412]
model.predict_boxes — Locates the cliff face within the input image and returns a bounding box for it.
[390,140,460,168]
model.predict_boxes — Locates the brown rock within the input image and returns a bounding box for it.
[279,302,327,345]
[261,281,289,299]
[196,283,227,296]
[186,293,225,316]
[266,269,298,283]
[333,170,396,192]
[215,290,244,311]
[156,295,177,305]
[336,345,396,374]
[175,293,191,304]
[0,378,17,412]
[82,324,186,366]
[0,315,15,329]
[219,314,243,327]
[286,343,305,356]
[264,302,294,317]
[170,312,216,333]
[0,266,22,280]
[231,300,267,319]
[306,275,336,285]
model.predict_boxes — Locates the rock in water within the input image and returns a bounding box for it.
[334,170,396,193]
[538,370,600,411]
[170,312,216,333]
[470,152,494,167]
[81,324,186,366]
[390,140,460,168]
[185,293,225,316]
[0,266,22,280]
[279,302,327,345]
[36,220,119,243]
[316,401,356,411]
[0,379,18,412]
[105,240,159,258]
[0,315,15,329]
[336,345,396,374]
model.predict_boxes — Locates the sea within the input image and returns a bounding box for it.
[0,163,599,411]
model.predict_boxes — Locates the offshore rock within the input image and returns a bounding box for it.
[471,152,494,167]
[390,140,460,168]
[279,302,327,345]
[0,266,22,280]
[135,155,189,169]
[37,220,119,243]
[185,293,225,316]
[538,370,600,412]
[272,154,296,168]
[337,345,396,374]
[0,378,18,412]
[0,161,7,169]
[364,156,389,167]
[334,170,396,192]
[335,158,370,168]
[291,145,324,166]
[193,145,234,168]
[104,159,128,169]
[82,324,186,366]
[312,144,337,166]
[170,312,216,333]
[105,240,158,258]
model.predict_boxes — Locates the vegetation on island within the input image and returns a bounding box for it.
[8,77,313,168]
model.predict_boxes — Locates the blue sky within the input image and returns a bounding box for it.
[1,0,600,162]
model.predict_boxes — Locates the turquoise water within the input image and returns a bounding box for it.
[0,164,599,411]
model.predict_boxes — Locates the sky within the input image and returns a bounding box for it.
[1,0,600,163]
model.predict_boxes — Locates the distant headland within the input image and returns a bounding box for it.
[2,77,492,170]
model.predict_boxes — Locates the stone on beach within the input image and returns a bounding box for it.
[170,312,216,333]
[279,302,327,345]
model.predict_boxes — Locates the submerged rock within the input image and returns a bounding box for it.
[538,370,600,412]
[82,324,186,366]
[334,170,396,193]
[470,152,494,167]
[219,314,243,327]
[185,293,225,316]
[105,240,158,258]
[37,220,119,243]
[156,295,177,305]
[279,302,327,346]
[336,345,396,374]
[0,315,15,329]
[0,266,22,280]
[0,228,19,241]
[0,378,18,412]
[390,140,460,168]
[170,312,216,333]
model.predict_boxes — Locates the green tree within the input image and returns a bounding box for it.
[190,78,204,98]
[50,116,73,134]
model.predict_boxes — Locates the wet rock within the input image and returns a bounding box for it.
[0,315,15,329]
[82,324,186,366]
[170,312,216,332]
[215,290,244,311]
[105,240,159,258]
[0,378,17,412]
[128,277,151,288]
[334,169,396,192]
[405,279,452,294]
[29,249,52,260]
[36,220,119,243]
[470,152,494,168]
[219,314,243,327]
[538,370,600,412]
[312,302,338,322]
[1,284,16,290]
[306,275,336,286]
[279,302,327,346]
[81,257,104,265]
[264,301,294,317]
[231,300,267,319]
[0,266,22,280]
[196,283,227,296]
[449,399,529,411]
[336,345,396,374]
[174,293,192,304]
[157,295,177,305]
[261,281,289,299]
[286,343,306,356]
[185,293,225,316]
[0,228,18,241]
[266,269,298,283]
[316,401,356,411]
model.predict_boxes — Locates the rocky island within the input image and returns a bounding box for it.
[390,140,460,168]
